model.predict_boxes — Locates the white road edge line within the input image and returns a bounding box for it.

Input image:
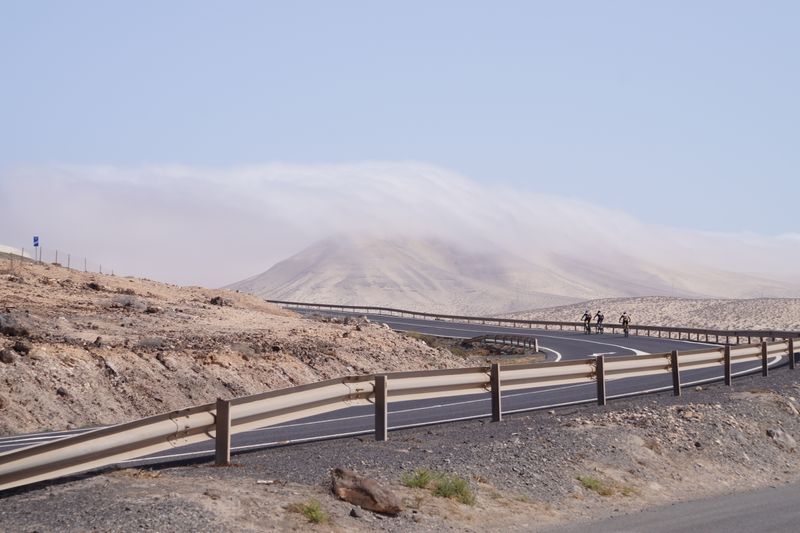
[539,346,562,362]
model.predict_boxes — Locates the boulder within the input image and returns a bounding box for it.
[331,468,402,515]
[767,428,797,452]
[0,313,30,337]
[13,339,32,354]
[0,348,18,364]
[28,348,47,361]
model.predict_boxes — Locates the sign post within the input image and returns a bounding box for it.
[33,236,39,263]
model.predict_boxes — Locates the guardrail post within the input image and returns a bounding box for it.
[761,341,769,377]
[724,345,732,386]
[215,398,231,466]
[596,356,606,406]
[534,338,539,353]
[670,350,681,396]
[790,338,796,370]
[375,375,388,441]
[491,363,502,422]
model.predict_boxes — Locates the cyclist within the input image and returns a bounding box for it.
[581,310,592,335]
[594,310,605,334]
[619,312,631,337]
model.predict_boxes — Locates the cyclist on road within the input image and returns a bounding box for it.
[619,312,631,337]
[594,310,605,334]
[581,310,592,335]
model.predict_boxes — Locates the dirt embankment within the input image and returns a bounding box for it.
[0,260,464,435]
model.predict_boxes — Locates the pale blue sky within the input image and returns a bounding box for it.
[1,1,798,235]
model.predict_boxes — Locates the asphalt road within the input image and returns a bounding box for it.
[0,308,785,469]
[294,308,716,361]
[545,482,800,533]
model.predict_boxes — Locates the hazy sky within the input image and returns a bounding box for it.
[1,2,798,284]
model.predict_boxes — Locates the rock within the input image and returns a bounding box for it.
[56,387,68,398]
[209,296,228,306]
[85,281,104,291]
[231,343,256,358]
[0,394,7,409]
[93,336,103,347]
[0,348,17,364]
[271,345,282,352]
[104,358,120,377]
[0,313,31,337]
[331,468,403,515]
[695,386,703,391]
[350,506,364,518]
[144,306,162,314]
[203,489,222,500]
[156,352,177,371]
[13,339,32,354]
[28,348,47,361]
[767,428,797,452]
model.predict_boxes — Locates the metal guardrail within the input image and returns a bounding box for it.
[465,334,539,352]
[0,338,795,492]
[268,299,800,343]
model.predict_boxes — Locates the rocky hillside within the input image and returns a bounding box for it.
[0,258,464,435]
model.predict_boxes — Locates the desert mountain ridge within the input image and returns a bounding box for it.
[228,235,800,315]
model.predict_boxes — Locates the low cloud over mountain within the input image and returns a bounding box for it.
[2,162,798,309]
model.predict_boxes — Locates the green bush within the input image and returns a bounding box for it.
[289,499,328,524]
[402,468,436,489]
[433,475,476,506]
[577,475,615,497]
[403,469,475,506]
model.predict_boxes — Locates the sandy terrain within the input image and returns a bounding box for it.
[0,257,464,435]
[504,296,800,331]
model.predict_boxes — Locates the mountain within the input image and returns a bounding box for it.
[228,236,586,315]
[228,235,800,315]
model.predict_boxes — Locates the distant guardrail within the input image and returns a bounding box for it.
[0,338,795,492]
[267,300,800,344]
[465,334,539,352]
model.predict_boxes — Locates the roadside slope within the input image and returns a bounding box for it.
[0,259,463,435]
[4,362,800,532]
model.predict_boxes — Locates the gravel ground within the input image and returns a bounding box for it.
[3,365,800,532]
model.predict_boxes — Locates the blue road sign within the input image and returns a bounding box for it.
[33,236,39,247]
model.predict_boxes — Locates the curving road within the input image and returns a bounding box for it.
[0,309,788,470]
